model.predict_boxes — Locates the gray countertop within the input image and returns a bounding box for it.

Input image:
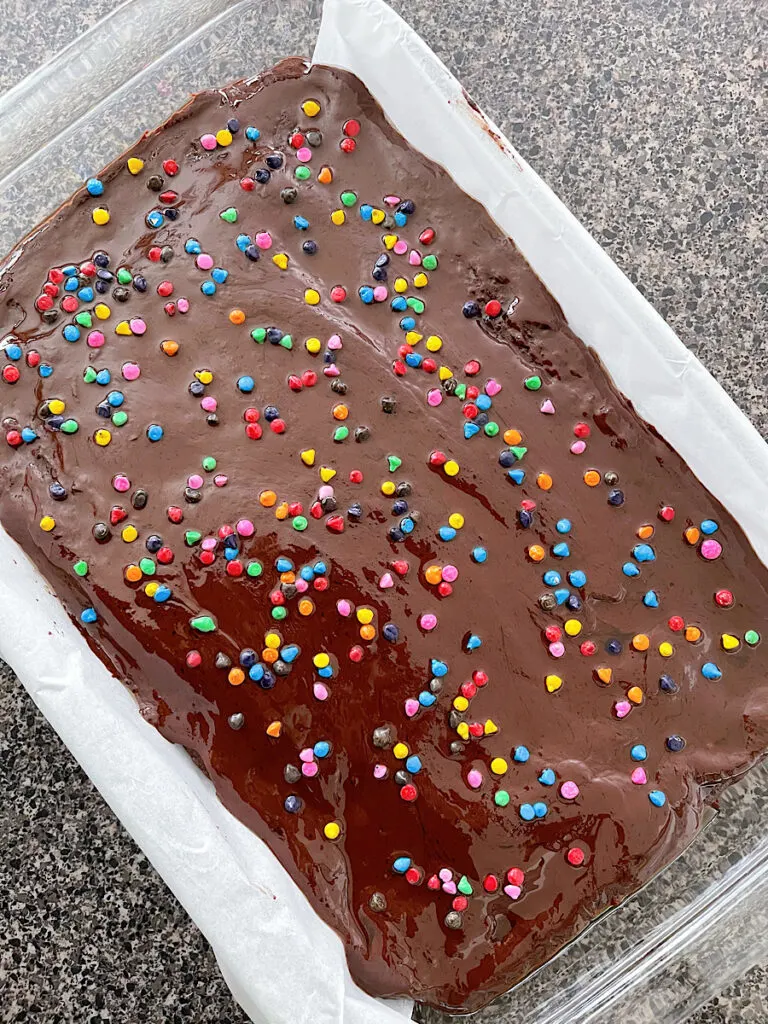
[1,0,766,1021]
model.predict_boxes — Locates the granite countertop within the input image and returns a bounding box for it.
[1,0,766,1021]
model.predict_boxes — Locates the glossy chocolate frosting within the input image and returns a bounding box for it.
[1,60,767,1013]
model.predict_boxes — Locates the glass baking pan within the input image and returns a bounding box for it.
[1,1,767,1021]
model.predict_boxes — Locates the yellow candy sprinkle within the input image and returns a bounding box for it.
[426,335,443,352]
[94,428,111,446]
[448,513,464,529]
[438,366,453,381]
[330,209,346,225]
[453,696,470,712]
[302,99,321,117]
[313,651,330,667]
[265,633,282,650]
[381,480,396,496]
[484,719,498,735]
[545,674,563,692]
[272,252,289,270]
[356,607,374,625]
[121,525,138,543]
[456,722,470,740]
[304,288,321,305]
[115,320,132,336]
[39,515,55,532]
[305,336,321,354]
[48,399,65,415]
[127,157,144,174]
[394,277,408,293]
[319,467,336,482]
[370,208,385,224]
[300,449,316,466]
[323,821,341,841]
[195,369,214,384]
[405,331,423,345]
[92,206,110,225]
[215,128,233,146]
[393,742,409,759]
[659,641,674,658]
[144,581,159,597]
[564,619,582,637]
[721,633,740,651]
[413,272,429,288]
[94,303,111,320]
[632,633,650,651]
[444,460,460,477]
[490,757,508,776]
[382,234,398,249]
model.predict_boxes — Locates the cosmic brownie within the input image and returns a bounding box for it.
[1,58,767,1013]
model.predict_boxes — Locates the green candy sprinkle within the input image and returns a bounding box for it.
[422,254,438,271]
[406,297,425,314]
[185,530,202,546]
[484,422,500,437]
[139,558,156,576]
[111,411,128,427]
[387,455,402,472]
[524,375,542,391]
[117,268,132,285]
[73,560,88,577]
[457,875,473,895]
[333,425,349,442]
[340,190,357,206]
[202,456,217,472]
[60,419,78,434]
[251,327,267,344]
[745,630,760,646]
[246,560,263,578]
[190,615,216,633]
[272,606,288,620]
[83,366,97,383]
[494,790,510,807]
[454,383,467,400]
[279,334,293,350]
[219,207,238,223]
[511,445,528,461]
[295,166,311,181]
[74,311,93,328]
[292,515,308,531]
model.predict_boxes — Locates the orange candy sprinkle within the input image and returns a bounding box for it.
[503,428,522,446]
[280,571,296,584]
[627,686,644,704]
[637,524,654,540]
[425,565,443,584]
[228,668,245,686]
[274,501,290,520]
[332,404,349,420]
[229,308,246,325]
[360,624,376,641]
[298,598,315,616]
[266,721,282,738]
[583,470,601,487]
[685,527,700,545]
[528,544,546,562]
[259,489,277,507]
[124,564,142,583]
[160,340,179,356]
[685,625,702,643]
[263,648,279,663]
[537,472,553,491]
[632,633,650,651]
[318,165,333,183]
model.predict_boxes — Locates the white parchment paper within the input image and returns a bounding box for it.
[2,1,767,1023]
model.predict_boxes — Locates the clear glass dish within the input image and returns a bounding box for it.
[1,2,767,1022]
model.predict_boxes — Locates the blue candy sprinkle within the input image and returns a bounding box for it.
[106,390,124,407]
[390,296,408,312]
[631,744,647,761]
[700,519,719,535]
[293,215,310,230]
[245,126,261,141]
[649,790,667,807]
[77,287,94,302]
[702,662,722,680]
[431,659,448,677]
[538,768,556,786]
[405,353,422,367]
[313,740,330,758]
[249,664,265,682]
[147,424,164,441]
[633,543,656,562]
[472,547,487,563]
[236,233,252,252]
[623,562,641,577]
[394,211,407,227]
[299,566,314,582]
[21,428,37,443]
[439,526,457,542]
[476,394,492,411]
[519,804,535,821]
[276,556,294,572]
[146,210,164,228]
[64,277,79,292]
[643,590,659,608]
[95,369,111,385]
[552,542,570,558]
[201,280,216,295]
[359,204,373,221]
[359,286,374,304]
[153,585,171,603]
[569,570,587,588]
[281,644,300,663]
[81,607,98,623]
[63,325,80,342]
[554,588,570,605]
[185,238,202,254]
[237,375,255,393]
[533,801,548,818]
[418,691,436,707]
[465,634,482,651]
[400,517,415,534]
[313,560,327,575]
[399,316,416,331]
[543,570,561,586]
[406,755,422,774]
[39,363,53,377]
[464,422,480,438]
[507,469,525,484]
[5,343,22,360]
[393,857,411,874]
[86,178,104,196]
[211,267,228,283]
[556,518,572,534]
[224,548,238,562]
[513,745,530,763]
[62,265,77,277]
[317,665,333,678]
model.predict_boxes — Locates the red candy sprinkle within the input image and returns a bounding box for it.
[507,867,525,886]
[567,847,586,866]
[468,722,484,738]
[573,422,591,438]
[199,550,215,566]
[61,295,78,313]
[186,650,202,668]
[26,351,41,367]
[405,867,421,885]
[167,506,183,524]
[288,374,303,392]
[349,469,364,484]
[162,159,179,176]
[148,246,163,262]
[545,626,562,643]
[163,302,177,316]
[35,294,53,311]
[473,670,489,687]
[483,874,499,893]
[580,640,597,657]
[437,582,453,597]
[392,360,407,376]
[243,408,260,422]
[159,190,178,204]
[427,874,440,891]
[715,589,734,608]
[342,118,361,137]
[484,299,502,318]
[6,430,22,447]
[330,285,347,303]
[463,403,478,420]
[301,370,317,387]
[2,365,20,384]
[289,132,305,148]
[80,262,96,277]
[48,268,64,284]
[313,576,329,592]
[429,450,447,466]
[422,358,437,373]
[465,385,480,400]
[451,895,468,912]
[240,177,255,191]
[659,505,676,522]
[157,547,174,564]
[668,615,685,632]
[461,680,478,699]
[326,515,345,533]
[419,227,435,245]
[288,502,303,516]
[157,281,173,297]
[349,645,364,663]
[227,560,243,577]
[339,138,356,153]
[245,423,263,440]
[270,418,286,434]
[42,282,59,297]
[400,783,418,802]
[464,360,481,376]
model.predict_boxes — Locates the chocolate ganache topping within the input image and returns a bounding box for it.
[1,60,767,1012]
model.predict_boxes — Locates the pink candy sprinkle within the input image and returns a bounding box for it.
[504,884,522,900]
[631,767,648,785]
[540,398,556,414]
[327,334,343,350]
[313,682,329,701]
[438,868,452,882]
[299,748,314,763]
[427,388,443,407]
[213,474,228,487]
[201,537,217,551]
[296,146,312,162]
[570,440,587,455]
[236,519,254,536]
[408,250,422,265]
[201,396,217,412]
[404,698,420,717]
[467,769,483,789]
[295,578,309,594]
[112,474,130,492]
[87,330,105,348]
[373,764,388,779]
[177,297,190,313]
[701,539,722,560]
[442,565,458,583]
[485,378,502,397]
[122,361,140,380]
[318,484,334,500]
[379,572,394,589]
[255,231,273,249]
[301,761,319,778]
[373,285,388,302]
[615,700,632,719]
[560,781,580,800]
[196,253,213,271]
[442,880,457,895]
[384,195,400,206]
[419,612,438,631]
[200,133,217,150]
[393,239,408,255]
[188,474,204,489]
[336,599,352,617]
[129,318,146,335]
[549,641,565,658]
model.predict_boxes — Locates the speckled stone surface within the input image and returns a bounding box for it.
[1,0,766,1021]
